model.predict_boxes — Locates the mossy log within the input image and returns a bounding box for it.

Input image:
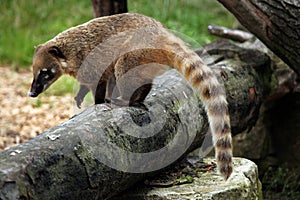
[0,39,295,200]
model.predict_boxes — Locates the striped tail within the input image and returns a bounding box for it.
[172,50,233,180]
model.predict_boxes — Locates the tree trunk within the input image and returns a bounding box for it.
[218,0,300,75]
[0,38,295,200]
[91,0,127,17]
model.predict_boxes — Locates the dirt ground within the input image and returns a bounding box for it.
[0,66,74,151]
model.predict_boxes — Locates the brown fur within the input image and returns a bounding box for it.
[29,13,233,180]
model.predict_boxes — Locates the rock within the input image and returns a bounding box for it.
[115,157,262,200]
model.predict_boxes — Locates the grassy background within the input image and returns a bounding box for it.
[0,0,234,68]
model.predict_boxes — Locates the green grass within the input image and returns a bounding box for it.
[0,0,234,68]
[129,0,234,45]
[0,0,92,67]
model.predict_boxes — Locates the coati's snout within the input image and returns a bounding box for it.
[29,45,65,97]
[29,67,60,97]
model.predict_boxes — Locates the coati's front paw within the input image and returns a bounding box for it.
[74,95,84,108]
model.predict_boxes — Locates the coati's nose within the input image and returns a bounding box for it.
[28,91,38,97]
[29,78,43,97]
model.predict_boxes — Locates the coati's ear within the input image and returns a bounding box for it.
[48,46,65,59]
[34,45,42,52]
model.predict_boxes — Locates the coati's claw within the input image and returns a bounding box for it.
[74,96,83,109]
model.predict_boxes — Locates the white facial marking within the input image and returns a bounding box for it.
[36,70,41,77]
[42,68,47,72]
[51,68,56,74]
[60,61,68,68]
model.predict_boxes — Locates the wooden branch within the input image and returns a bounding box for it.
[0,40,295,199]
[208,24,253,42]
[218,0,300,75]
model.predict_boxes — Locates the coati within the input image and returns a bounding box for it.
[28,13,233,180]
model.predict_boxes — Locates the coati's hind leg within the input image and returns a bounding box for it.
[109,75,152,107]
[110,82,153,107]
[129,83,152,107]
[112,49,169,107]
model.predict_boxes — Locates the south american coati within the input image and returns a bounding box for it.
[29,13,233,180]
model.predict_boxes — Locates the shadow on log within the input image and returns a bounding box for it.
[0,39,295,199]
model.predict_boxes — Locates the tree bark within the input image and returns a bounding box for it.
[218,0,300,75]
[91,0,127,17]
[0,38,295,199]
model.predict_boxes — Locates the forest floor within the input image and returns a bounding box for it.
[0,65,73,150]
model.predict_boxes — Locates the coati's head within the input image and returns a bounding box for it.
[29,44,66,97]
